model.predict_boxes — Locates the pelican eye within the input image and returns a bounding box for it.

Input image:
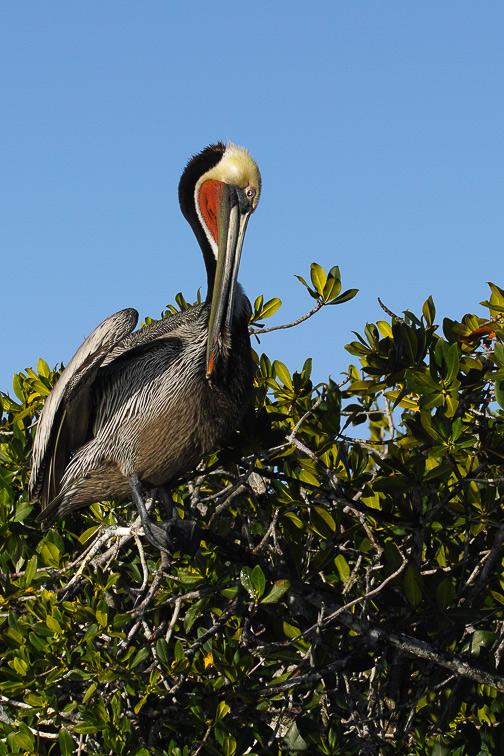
[246,187,256,199]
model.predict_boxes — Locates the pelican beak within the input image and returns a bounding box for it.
[206,183,251,379]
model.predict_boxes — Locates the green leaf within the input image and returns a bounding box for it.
[223,736,237,756]
[282,511,304,530]
[253,294,263,313]
[310,506,336,538]
[82,682,97,704]
[113,613,131,630]
[46,615,62,634]
[12,732,35,751]
[377,320,393,338]
[298,468,320,486]
[495,371,504,410]
[436,578,455,611]
[294,274,318,299]
[444,342,459,383]
[310,262,326,296]
[422,295,436,327]
[83,623,100,641]
[431,735,451,756]
[283,721,309,751]
[13,500,33,523]
[184,599,205,632]
[24,554,38,587]
[301,357,312,380]
[262,579,291,604]
[24,693,44,707]
[156,638,169,664]
[482,282,504,316]
[240,565,266,599]
[259,297,282,319]
[39,540,61,568]
[273,360,293,389]
[328,288,359,305]
[130,647,150,669]
[334,554,350,582]
[470,630,496,655]
[173,639,185,662]
[328,265,341,280]
[12,373,25,402]
[79,525,100,544]
[282,621,301,639]
[12,657,28,676]
[74,720,106,735]
[95,600,109,627]
[215,701,230,722]
[37,357,51,378]
[322,276,342,302]
[494,341,504,367]
[403,564,423,608]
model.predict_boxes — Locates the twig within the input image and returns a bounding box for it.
[0,695,31,710]
[290,390,326,438]
[165,599,182,646]
[255,655,354,696]
[167,596,243,697]
[134,535,149,598]
[255,555,407,654]
[57,525,135,597]
[377,298,405,324]
[130,564,169,619]
[463,523,504,603]
[256,700,290,754]
[185,595,242,662]
[209,459,257,520]
[287,433,321,466]
[253,509,279,554]
[382,395,395,441]
[191,723,213,756]
[307,585,504,693]
[249,301,324,336]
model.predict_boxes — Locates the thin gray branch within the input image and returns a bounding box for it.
[249,301,323,336]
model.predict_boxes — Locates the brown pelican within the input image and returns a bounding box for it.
[29,142,261,552]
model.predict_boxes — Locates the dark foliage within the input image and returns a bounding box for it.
[1,267,504,755]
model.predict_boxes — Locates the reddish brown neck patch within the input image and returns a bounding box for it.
[199,179,225,244]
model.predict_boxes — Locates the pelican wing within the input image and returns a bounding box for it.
[100,305,205,367]
[30,308,139,509]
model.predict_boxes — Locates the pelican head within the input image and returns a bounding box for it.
[179,142,261,380]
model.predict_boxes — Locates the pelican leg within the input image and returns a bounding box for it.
[129,475,174,553]
[153,486,175,519]
[129,476,201,555]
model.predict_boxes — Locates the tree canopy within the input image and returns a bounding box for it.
[2,266,504,755]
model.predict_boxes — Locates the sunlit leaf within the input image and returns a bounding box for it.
[310,262,327,296]
[274,360,293,389]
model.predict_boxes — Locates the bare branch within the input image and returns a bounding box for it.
[249,301,324,336]
[377,297,405,324]
[307,587,504,693]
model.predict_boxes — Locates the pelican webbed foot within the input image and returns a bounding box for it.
[129,476,201,555]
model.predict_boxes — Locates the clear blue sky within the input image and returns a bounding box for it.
[1,3,503,394]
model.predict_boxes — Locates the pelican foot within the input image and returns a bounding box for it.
[129,476,201,555]
[141,516,201,555]
[161,517,201,556]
